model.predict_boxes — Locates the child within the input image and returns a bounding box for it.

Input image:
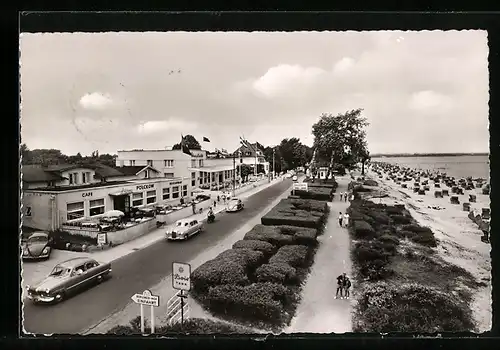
[338,212,343,227]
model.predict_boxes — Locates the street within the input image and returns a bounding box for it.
[22,178,292,334]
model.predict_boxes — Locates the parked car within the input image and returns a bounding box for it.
[226,198,244,212]
[195,194,211,201]
[292,175,298,182]
[166,219,204,241]
[26,257,112,304]
[22,232,52,261]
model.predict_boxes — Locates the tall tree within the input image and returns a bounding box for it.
[20,143,32,164]
[279,137,307,171]
[239,164,252,182]
[172,134,202,150]
[263,146,283,174]
[312,108,370,180]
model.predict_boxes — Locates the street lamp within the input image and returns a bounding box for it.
[273,147,276,179]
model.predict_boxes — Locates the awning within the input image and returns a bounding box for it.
[109,189,134,196]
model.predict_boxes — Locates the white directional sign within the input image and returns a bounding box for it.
[97,233,107,245]
[293,183,308,191]
[131,289,160,307]
[172,262,191,291]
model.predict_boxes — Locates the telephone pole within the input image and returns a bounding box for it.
[232,152,236,197]
[273,148,276,179]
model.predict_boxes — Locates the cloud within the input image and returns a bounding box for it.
[137,119,198,135]
[409,90,453,112]
[252,64,327,98]
[79,92,114,110]
[332,57,355,75]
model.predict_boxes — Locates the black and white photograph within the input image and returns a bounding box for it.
[20,29,491,335]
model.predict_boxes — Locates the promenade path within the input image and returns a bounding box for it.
[285,175,353,333]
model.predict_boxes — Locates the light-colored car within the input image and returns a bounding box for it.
[26,257,112,304]
[226,198,244,212]
[292,175,298,182]
[22,232,52,260]
[166,219,204,241]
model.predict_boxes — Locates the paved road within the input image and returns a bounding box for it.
[23,178,293,334]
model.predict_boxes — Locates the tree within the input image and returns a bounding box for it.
[172,135,202,150]
[263,146,283,174]
[279,138,307,171]
[20,143,32,164]
[239,164,252,182]
[312,108,369,180]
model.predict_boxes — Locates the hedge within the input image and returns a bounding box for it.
[293,188,332,201]
[206,282,292,325]
[268,245,309,268]
[352,220,375,238]
[355,282,475,332]
[107,316,252,334]
[191,248,265,293]
[363,179,379,186]
[261,199,328,229]
[232,239,276,257]
[255,263,297,284]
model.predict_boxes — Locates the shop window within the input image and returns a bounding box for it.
[162,187,170,200]
[67,201,84,220]
[130,160,136,166]
[164,159,174,167]
[172,186,180,199]
[146,190,157,204]
[182,185,188,197]
[132,192,143,207]
[89,198,105,216]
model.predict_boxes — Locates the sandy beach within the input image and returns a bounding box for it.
[361,164,491,332]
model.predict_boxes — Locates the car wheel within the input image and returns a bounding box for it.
[97,275,103,283]
[55,292,66,303]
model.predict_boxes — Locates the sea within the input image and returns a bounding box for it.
[370,155,490,181]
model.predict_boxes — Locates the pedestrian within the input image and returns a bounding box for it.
[339,191,343,201]
[336,272,346,299]
[213,200,217,208]
[350,194,354,201]
[217,195,220,203]
[180,197,185,206]
[222,194,226,204]
[344,192,348,202]
[338,212,343,227]
[191,201,196,215]
[343,212,350,227]
[344,276,352,299]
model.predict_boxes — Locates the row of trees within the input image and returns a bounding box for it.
[21,108,371,176]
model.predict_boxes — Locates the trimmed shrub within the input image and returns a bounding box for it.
[369,212,391,225]
[390,215,411,225]
[278,225,318,246]
[353,241,392,263]
[378,234,400,246]
[206,282,291,325]
[192,260,249,293]
[356,282,475,332]
[255,263,297,284]
[216,248,265,269]
[294,188,332,201]
[363,179,379,186]
[232,239,276,256]
[244,225,296,246]
[352,220,375,238]
[269,245,309,268]
[261,211,323,229]
[410,231,438,248]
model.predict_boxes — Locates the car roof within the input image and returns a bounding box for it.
[57,257,95,268]
[29,232,49,238]
[229,198,239,201]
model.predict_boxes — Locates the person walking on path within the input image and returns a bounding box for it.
[344,192,349,202]
[339,191,344,202]
[338,212,343,227]
[336,272,347,299]
[191,201,196,215]
[344,276,352,299]
[217,195,220,203]
[343,212,350,228]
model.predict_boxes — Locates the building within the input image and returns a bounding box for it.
[22,163,191,231]
[231,141,270,174]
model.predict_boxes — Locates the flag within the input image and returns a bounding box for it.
[180,134,192,156]
[240,137,256,154]
[203,136,210,142]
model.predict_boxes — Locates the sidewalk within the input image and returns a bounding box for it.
[285,175,353,333]
[21,177,281,297]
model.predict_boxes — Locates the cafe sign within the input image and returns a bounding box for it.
[136,184,155,191]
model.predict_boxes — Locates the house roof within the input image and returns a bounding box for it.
[232,142,265,157]
[22,166,66,183]
[93,164,127,178]
[45,164,97,172]
[114,165,161,176]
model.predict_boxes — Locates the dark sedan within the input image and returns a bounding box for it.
[26,257,112,304]
[22,232,52,261]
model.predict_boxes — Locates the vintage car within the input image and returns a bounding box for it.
[26,257,112,304]
[166,219,204,241]
[22,232,52,260]
[226,198,244,213]
[292,175,298,182]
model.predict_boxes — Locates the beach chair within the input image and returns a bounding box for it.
[450,196,460,204]
[463,203,471,212]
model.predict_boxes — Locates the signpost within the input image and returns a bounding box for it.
[292,182,308,195]
[172,262,191,328]
[97,233,107,246]
[131,289,160,334]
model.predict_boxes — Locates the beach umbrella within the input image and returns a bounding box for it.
[103,210,125,218]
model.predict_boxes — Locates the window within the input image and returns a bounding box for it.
[198,160,203,167]
[144,170,149,178]
[132,192,144,207]
[164,159,174,167]
[191,172,196,179]
[146,190,157,204]
[147,160,153,166]
[67,201,84,220]
[182,185,188,197]
[164,173,174,178]
[162,187,170,200]
[172,186,180,199]
[191,159,196,168]
[130,160,136,166]
[69,172,79,184]
[82,171,92,184]
[84,261,98,270]
[246,152,251,156]
[191,172,196,186]
[240,158,243,164]
[89,198,105,216]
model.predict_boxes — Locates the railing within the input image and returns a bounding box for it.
[165,292,190,325]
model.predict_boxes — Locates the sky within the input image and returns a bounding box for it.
[20,30,489,156]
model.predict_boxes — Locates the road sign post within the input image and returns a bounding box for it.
[172,262,191,329]
[292,182,308,196]
[97,233,107,246]
[131,289,160,334]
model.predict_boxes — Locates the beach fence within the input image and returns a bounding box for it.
[165,292,190,325]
